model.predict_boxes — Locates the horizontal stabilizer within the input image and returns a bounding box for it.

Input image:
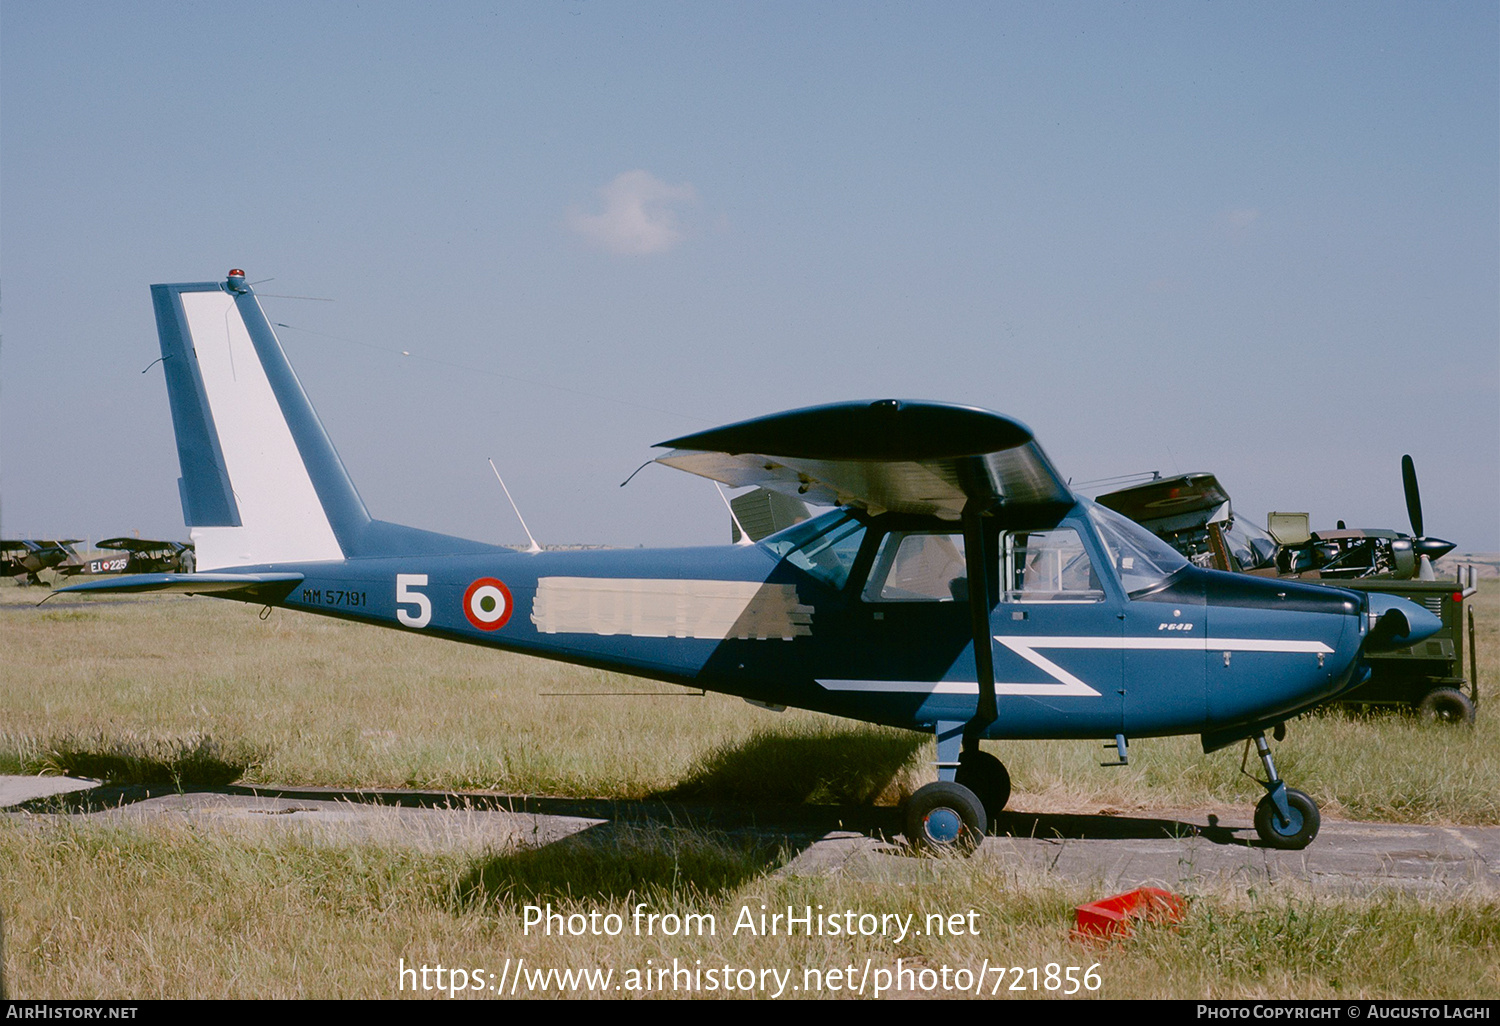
[730,487,811,542]
[55,572,304,599]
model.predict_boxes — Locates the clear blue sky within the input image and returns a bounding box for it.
[3,2,1496,551]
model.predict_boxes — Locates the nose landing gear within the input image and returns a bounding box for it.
[1245,733,1320,850]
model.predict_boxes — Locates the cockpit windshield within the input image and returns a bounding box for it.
[1084,499,1191,596]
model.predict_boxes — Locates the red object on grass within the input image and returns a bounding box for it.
[1073,887,1186,940]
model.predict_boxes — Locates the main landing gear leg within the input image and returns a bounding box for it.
[903,501,1008,855]
[955,741,1010,829]
[934,721,963,784]
[927,721,1012,823]
[905,723,987,855]
[1247,733,1320,850]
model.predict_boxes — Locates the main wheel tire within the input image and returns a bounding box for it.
[1253,788,1321,850]
[955,750,1010,824]
[1417,687,1475,726]
[904,781,985,855]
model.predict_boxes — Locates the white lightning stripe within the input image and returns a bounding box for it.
[1020,635,1334,654]
[819,680,993,695]
[1203,637,1333,653]
[995,638,1101,696]
[817,678,1100,697]
[816,634,1333,697]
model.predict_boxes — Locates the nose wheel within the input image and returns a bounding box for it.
[1254,787,1320,850]
[1245,733,1321,850]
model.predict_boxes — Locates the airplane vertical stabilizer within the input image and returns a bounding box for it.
[152,273,370,571]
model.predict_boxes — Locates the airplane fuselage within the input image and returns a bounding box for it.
[226,500,1368,748]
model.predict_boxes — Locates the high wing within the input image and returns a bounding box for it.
[654,400,1073,518]
[1094,473,1231,524]
[1,540,82,557]
[97,537,189,554]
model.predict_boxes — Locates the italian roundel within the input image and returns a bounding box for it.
[463,578,513,630]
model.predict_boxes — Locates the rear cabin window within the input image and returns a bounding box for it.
[862,532,967,602]
[761,510,867,591]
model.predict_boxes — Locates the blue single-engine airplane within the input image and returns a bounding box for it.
[59,270,1444,852]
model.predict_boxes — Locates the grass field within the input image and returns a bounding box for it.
[2,578,1497,998]
[3,579,1496,820]
[4,820,1496,999]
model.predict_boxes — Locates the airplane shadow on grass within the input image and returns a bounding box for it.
[20,727,1252,902]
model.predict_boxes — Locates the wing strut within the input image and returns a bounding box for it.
[961,499,999,750]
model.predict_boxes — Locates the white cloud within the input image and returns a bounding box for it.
[566,170,698,255]
[1219,207,1262,240]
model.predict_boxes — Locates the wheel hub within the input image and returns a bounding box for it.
[923,808,964,844]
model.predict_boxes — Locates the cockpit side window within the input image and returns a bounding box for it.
[861,532,967,602]
[1002,528,1104,602]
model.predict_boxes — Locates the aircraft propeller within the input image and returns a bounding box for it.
[1402,454,1424,539]
[1401,454,1455,577]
